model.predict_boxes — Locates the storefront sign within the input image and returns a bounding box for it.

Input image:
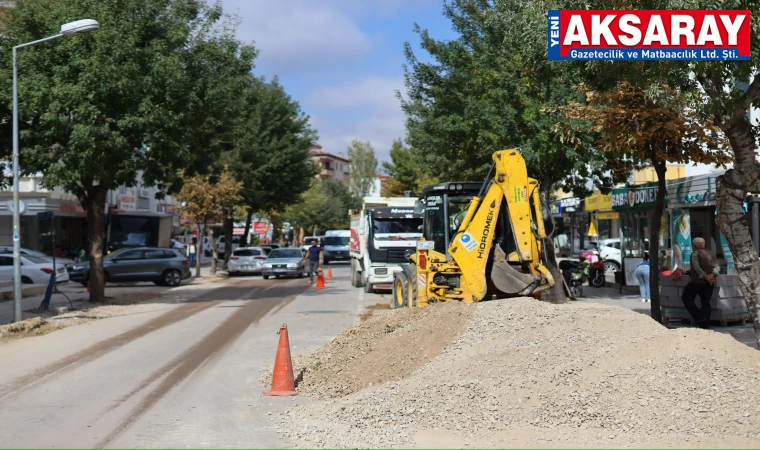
[59,202,86,216]
[671,210,692,270]
[233,227,245,236]
[612,184,662,210]
[119,194,137,211]
[560,197,581,207]
[584,191,612,211]
[596,211,619,220]
[550,201,563,215]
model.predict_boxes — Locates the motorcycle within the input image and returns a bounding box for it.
[559,260,586,298]
[588,251,606,288]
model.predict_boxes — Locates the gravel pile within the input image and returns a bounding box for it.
[274,298,760,448]
[261,300,473,398]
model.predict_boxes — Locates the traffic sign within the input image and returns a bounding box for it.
[7,200,25,214]
[36,211,53,221]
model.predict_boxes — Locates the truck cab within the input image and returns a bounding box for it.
[350,204,423,293]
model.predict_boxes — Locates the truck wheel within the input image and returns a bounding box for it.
[350,260,363,287]
[392,273,409,309]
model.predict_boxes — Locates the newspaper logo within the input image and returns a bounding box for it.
[548,10,750,60]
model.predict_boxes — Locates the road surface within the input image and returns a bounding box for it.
[0,264,374,448]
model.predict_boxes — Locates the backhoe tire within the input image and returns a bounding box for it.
[392,273,409,309]
[408,264,419,307]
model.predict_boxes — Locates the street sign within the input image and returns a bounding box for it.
[36,211,53,221]
[7,200,25,214]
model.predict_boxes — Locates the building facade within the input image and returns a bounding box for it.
[311,144,350,186]
[0,174,179,256]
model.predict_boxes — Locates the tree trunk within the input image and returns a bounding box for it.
[223,217,234,270]
[80,185,107,303]
[539,185,567,303]
[648,157,666,324]
[243,208,254,247]
[716,119,760,348]
[209,228,218,274]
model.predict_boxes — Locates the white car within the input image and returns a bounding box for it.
[216,235,240,257]
[597,238,621,273]
[0,254,69,284]
[0,246,76,267]
[228,247,268,275]
[170,239,188,250]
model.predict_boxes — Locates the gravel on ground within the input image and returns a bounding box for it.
[261,300,474,398]
[271,298,760,448]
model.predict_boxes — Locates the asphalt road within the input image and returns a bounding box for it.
[0,271,366,449]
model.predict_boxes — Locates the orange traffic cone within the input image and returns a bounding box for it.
[316,269,325,289]
[263,323,298,397]
[327,267,333,280]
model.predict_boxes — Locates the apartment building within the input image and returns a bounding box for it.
[311,144,350,186]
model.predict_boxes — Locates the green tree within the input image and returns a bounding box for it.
[224,76,317,246]
[381,138,430,196]
[347,139,378,198]
[285,179,357,235]
[495,0,760,343]
[401,0,613,301]
[0,0,255,301]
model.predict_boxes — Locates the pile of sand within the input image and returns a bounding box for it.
[272,298,760,448]
[261,301,474,398]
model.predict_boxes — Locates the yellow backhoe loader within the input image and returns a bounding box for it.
[392,149,555,308]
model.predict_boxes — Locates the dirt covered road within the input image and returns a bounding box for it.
[0,276,308,448]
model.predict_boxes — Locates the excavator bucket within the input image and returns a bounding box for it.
[489,245,543,296]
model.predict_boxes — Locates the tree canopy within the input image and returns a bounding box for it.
[347,139,378,198]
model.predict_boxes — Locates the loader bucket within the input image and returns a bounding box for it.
[489,245,544,296]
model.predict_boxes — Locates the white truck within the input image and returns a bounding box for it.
[349,197,423,293]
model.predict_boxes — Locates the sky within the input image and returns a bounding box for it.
[219,0,458,164]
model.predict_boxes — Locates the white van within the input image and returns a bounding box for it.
[324,230,351,264]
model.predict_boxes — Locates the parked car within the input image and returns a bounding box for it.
[68,247,191,287]
[215,235,241,258]
[170,239,188,251]
[0,246,76,267]
[262,248,305,279]
[0,254,69,285]
[228,247,268,275]
[579,238,625,273]
[301,236,324,252]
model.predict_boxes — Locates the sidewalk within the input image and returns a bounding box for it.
[0,262,232,325]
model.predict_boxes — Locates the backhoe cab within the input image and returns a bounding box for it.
[392,149,554,308]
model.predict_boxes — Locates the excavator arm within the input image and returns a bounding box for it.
[448,149,554,301]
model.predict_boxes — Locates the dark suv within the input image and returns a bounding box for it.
[68,247,191,286]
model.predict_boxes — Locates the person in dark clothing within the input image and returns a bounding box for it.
[303,240,323,283]
[681,237,720,329]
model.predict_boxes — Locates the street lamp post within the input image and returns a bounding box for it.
[12,19,100,323]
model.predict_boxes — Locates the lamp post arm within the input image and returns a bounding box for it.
[13,33,64,50]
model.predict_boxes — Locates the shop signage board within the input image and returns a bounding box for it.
[550,201,563,215]
[584,191,612,211]
[611,183,665,210]
[119,194,137,211]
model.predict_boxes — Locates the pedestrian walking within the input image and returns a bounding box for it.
[681,237,720,329]
[635,252,650,303]
[303,239,323,283]
[187,237,198,269]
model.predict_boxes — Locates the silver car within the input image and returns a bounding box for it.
[228,247,267,275]
[262,248,305,279]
